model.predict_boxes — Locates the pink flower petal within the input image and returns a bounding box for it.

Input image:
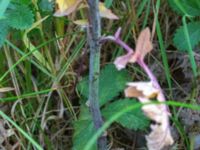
[114,52,133,70]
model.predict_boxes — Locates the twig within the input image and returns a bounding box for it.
[87,0,107,149]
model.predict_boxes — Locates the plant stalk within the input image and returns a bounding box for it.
[87,0,107,149]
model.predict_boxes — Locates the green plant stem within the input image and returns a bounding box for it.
[87,0,107,149]
[182,16,197,77]
[174,0,189,16]
[155,0,172,95]
[0,88,55,102]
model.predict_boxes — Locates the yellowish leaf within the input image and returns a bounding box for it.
[99,2,119,20]
[73,19,88,27]
[56,0,75,12]
[54,0,82,17]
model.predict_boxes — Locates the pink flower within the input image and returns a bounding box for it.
[114,28,152,70]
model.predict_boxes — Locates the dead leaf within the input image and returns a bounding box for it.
[139,97,168,123]
[0,120,14,145]
[124,86,143,98]
[146,124,174,150]
[124,81,174,149]
[0,87,14,93]
[125,82,159,99]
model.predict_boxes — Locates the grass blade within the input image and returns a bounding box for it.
[0,110,43,150]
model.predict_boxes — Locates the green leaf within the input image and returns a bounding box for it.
[73,105,97,150]
[6,4,34,30]
[102,99,149,130]
[173,21,200,51]
[77,64,131,106]
[0,20,9,47]
[105,0,113,8]
[11,0,31,5]
[39,0,54,12]
[0,0,10,19]
[168,0,200,16]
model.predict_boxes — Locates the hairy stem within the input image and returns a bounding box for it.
[87,0,107,149]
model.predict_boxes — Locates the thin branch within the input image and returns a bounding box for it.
[87,0,107,149]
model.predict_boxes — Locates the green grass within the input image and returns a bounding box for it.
[0,110,43,150]
[182,16,197,77]
[155,0,172,95]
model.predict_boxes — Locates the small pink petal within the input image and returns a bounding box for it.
[114,52,133,70]
[114,27,122,39]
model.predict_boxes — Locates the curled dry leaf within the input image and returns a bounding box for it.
[114,28,152,70]
[124,82,173,150]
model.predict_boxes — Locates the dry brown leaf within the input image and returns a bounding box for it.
[130,28,153,63]
[125,82,159,99]
[124,86,143,98]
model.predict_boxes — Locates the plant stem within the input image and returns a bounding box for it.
[87,0,107,149]
[182,16,197,77]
